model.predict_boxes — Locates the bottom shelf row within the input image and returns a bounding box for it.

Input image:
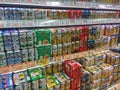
[0,49,120,90]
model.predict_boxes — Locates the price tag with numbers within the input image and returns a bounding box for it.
[28,20,34,27]
[0,21,4,28]
[5,20,14,28]
[26,0,33,3]
[21,20,27,27]
[13,20,20,27]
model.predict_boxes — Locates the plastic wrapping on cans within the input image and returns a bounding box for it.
[39,78,47,88]
[46,64,52,75]
[57,62,62,73]
[52,63,58,74]
[28,48,35,61]
[0,31,4,52]
[14,50,22,64]
[52,45,58,57]
[3,30,13,51]
[63,60,82,79]
[18,30,27,49]
[21,49,28,62]
[0,52,7,66]
[31,80,39,90]
[11,29,20,50]
[14,84,24,90]
[26,30,34,48]
[24,82,31,90]
[6,51,15,65]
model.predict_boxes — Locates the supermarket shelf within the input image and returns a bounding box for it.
[0,2,119,11]
[1,23,120,29]
[0,48,109,74]
[0,19,119,29]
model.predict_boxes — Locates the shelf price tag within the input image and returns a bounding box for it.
[21,20,26,27]
[61,19,68,26]
[94,3,99,9]
[13,20,20,27]
[26,0,33,3]
[82,2,86,8]
[85,2,90,8]
[65,19,69,25]
[78,2,83,8]
[0,21,4,28]
[5,20,14,28]
[40,0,46,4]
[27,20,34,27]
[25,20,29,27]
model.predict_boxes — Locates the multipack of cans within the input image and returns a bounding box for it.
[100,63,114,90]
[103,25,119,48]
[0,29,36,66]
[106,51,120,85]
[75,49,107,69]
[86,65,102,90]
[47,75,60,90]
[88,25,120,50]
[51,26,88,58]
[80,69,91,90]
[2,67,43,90]
[34,29,52,66]
[0,29,52,67]
[88,25,103,50]
[63,60,82,90]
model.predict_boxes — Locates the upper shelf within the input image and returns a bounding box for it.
[0,19,119,29]
[0,1,119,11]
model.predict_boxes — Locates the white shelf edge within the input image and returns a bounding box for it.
[0,2,119,11]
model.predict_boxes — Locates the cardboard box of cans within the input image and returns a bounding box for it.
[63,60,82,90]
[105,51,120,84]
[63,60,82,79]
